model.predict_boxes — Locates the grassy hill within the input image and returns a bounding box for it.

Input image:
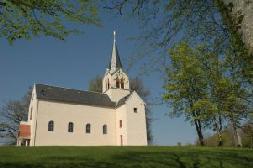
[0,146,252,168]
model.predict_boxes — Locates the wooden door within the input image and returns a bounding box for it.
[120,135,123,146]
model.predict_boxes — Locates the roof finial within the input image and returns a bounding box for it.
[108,30,122,72]
[113,31,116,43]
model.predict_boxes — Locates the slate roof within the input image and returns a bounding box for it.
[108,44,122,69]
[108,33,123,72]
[35,84,117,108]
[116,91,132,107]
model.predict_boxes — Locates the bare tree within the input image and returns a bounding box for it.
[0,88,31,144]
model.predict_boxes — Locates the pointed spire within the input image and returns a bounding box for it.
[109,31,122,72]
[113,31,116,44]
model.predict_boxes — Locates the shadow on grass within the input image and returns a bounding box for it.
[0,150,252,168]
[110,150,252,168]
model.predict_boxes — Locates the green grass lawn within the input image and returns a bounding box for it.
[0,146,252,168]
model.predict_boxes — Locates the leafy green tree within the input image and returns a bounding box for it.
[221,45,251,146]
[197,46,238,146]
[88,75,153,144]
[165,42,251,147]
[204,129,234,147]
[222,82,248,146]
[195,46,225,146]
[210,78,248,147]
[0,88,31,144]
[0,0,99,43]
[205,122,253,148]
[241,122,253,148]
[163,42,209,146]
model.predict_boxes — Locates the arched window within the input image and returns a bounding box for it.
[68,122,74,132]
[103,125,107,134]
[48,120,54,131]
[121,78,124,89]
[107,79,110,89]
[116,77,120,88]
[119,120,122,128]
[86,123,91,133]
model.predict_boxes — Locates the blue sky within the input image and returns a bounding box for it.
[0,10,196,145]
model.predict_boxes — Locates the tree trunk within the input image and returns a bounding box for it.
[198,132,205,146]
[231,118,242,147]
[232,126,242,147]
[195,120,205,146]
[217,131,223,146]
[217,116,223,146]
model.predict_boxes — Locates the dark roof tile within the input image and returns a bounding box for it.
[35,84,116,108]
[116,92,133,107]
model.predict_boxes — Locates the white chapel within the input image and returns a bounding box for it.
[17,32,148,146]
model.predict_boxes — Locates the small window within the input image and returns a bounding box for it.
[107,79,110,89]
[103,125,107,134]
[41,89,46,96]
[119,120,122,128]
[116,78,120,88]
[48,120,54,131]
[134,108,138,113]
[68,122,74,132]
[121,79,124,89]
[86,123,91,133]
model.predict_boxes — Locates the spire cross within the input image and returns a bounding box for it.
[113,31,116,43]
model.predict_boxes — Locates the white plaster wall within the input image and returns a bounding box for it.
[115,105,128,146]
[102,71,111,93]
[27,85,147,146]
[29,86,38,146]
[125,92,147,146]
[33,100,116,146]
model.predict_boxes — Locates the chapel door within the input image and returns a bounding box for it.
[120,135,123,146]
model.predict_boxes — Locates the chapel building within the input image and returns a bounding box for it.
[17,32,148,146]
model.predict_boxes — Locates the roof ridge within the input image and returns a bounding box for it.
[35,83,105,95]
[115,92,133,107]
[35,83,116,108]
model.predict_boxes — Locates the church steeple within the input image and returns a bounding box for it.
[103,31,130,98]
[109,31,122,72]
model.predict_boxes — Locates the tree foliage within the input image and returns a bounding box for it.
[0,0,99,43]
[0,88,32,144]
[164,42,251,146]
[88,75,103,93]
[204,122,253,148]
[163,42,208,146]
[241,122,253,148]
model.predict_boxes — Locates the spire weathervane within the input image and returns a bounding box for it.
[108,30,122,72]
[113,31,116,43]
